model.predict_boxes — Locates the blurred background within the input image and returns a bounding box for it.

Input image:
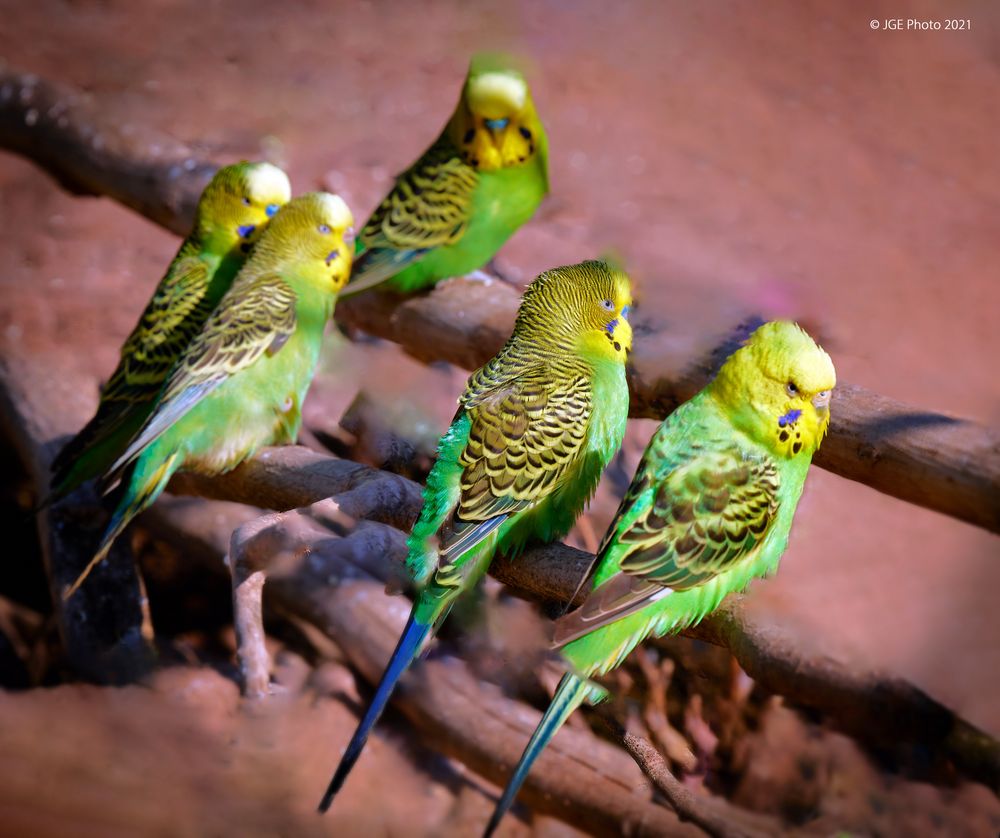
[0,0,998,835]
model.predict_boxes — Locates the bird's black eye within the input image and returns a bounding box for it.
[786,381,799,396]
[600,299,615,311]
[242,197,252,207]
[318,224,331,234]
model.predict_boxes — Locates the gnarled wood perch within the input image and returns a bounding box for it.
[159,453,1000,794]
[144,489,999,834]
[2,67,998,534]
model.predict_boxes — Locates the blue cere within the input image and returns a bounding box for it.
[778,408,802,428]
[484,117,510,132]
[266,203,280,217]
[621,305,630,320]
[237,224,256,239]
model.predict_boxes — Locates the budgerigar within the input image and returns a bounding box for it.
[49,161,292,502]
[339,54,549,297]
[484,321,836,836]
[318,260,633,811]
[63,192,354,598]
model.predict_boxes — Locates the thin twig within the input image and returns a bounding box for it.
[595,707,765,838]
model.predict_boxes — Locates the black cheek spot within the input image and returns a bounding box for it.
[240,242,252,253]
[519,127,532,140]
[778,430,789,442]
[463,129,475,144]
[793,441,802,454]
[518,156,525,162]
[470,157,479,167]
[528,143,535,153]
[613,341,622,352]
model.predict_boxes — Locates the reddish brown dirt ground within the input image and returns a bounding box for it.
[1,0,998,835]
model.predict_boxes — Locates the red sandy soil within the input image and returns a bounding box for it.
[1,0,998,835]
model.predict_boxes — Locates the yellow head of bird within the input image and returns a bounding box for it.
[516,260,633,363]
[447,54,546,174]
[195,161,292,251]
[253,192,355,291]
[711,321,836,457]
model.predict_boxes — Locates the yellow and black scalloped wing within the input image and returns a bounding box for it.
[554,447,780,646]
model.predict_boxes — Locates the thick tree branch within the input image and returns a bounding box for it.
[0,355,151,681]
[2,68,998,533]
[168,446,422,530]
[154,450,1000,794]
[0,67,212,234]
[226,504,705,836]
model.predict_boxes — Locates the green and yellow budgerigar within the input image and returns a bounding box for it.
[485,321,836,836]
[49,161,292,502]
[318,260,633,812]
[339,54,549,297]
[63,192,355,599]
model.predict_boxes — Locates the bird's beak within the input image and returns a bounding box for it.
[812,390,832,412]
[612,317,633,354]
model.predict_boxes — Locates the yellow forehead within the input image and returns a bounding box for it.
[610,272,632,307]
[312,192,354,229]
[748,321,836,392]
[275,192,354,231]
[245,162,291,202]
[526,260,632,307]
[465,71,527,118]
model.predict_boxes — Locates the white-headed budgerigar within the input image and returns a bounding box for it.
[49,161,292,502]
[484,321,836,836]
[63,192,355,598]
[318,260,633,811]
[339,54,548,297]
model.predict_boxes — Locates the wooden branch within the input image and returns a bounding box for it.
[168,446,422,530]
[219,505,700,837]
[3,312,996,791]
[594,708,766,838]
[0,68,212,235]
[491,540,1000,794]
[0,356,151,681]
[2,68,997,533]
[153,449,1000,794]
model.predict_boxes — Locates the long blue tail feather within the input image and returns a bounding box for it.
[318,611,431,812]
[483,672,590,837]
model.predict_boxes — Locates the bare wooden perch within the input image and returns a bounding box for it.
[9,323,995,796]
[146,491,999,832]
[148,494,744,836]
[162,449,1000,794]
[2,67,998,534]
[0,355,151,681]
[0,66,212,234]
